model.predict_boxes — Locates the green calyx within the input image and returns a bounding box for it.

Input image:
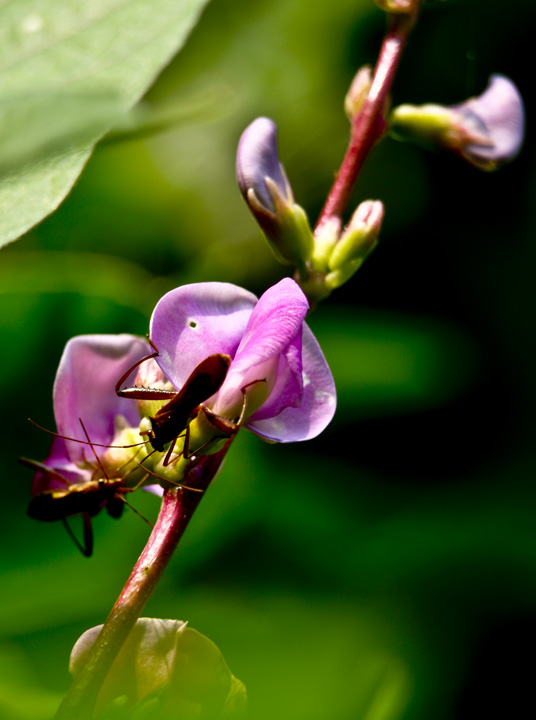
[390,103,456,147]
[247,180,314,271]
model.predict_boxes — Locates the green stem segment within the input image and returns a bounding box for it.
[55,452,224,720]
[315,6,421,232]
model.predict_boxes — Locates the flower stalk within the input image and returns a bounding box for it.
[316,6,421,232]
[55,451,225,720]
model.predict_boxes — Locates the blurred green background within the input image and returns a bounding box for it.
[1,0,535,717]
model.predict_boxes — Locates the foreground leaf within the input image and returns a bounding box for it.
[0,0,210,248]
[70,618,247,719]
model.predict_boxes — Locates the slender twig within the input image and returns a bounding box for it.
[54,451,225,720]
[316,7,421,232]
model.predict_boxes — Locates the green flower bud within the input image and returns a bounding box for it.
[328,200,384,272]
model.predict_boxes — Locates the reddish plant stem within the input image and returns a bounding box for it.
[316,8,420,232]
[55,451,225,720]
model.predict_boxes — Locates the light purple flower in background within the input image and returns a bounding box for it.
[236,118,314,268]
[452,74,525,170]
[390,74,525,171]
[150,278,336,443]
[236,116,293,213]
[32,334,149,495]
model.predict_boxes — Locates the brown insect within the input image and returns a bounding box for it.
[22,418,201,556]
[115,341,233,461]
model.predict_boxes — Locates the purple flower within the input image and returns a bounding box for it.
[236,117,314,268]
[31,334,150,496]
[150,278,336,443]
[30,278,335,505]
[452,74,525,170]
[391,75,525,171]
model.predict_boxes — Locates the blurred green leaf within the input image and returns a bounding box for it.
[0,643,62,720]
[0,251,160,314]
[0,0,211,249]
[312,307,479,418]
[361,660,410,720]
[105,85,235,145]
[71,618,246,719]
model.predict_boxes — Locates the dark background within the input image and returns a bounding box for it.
[1,0,534,717]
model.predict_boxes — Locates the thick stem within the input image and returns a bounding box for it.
[55,451,225,720]
[316,7,420,232]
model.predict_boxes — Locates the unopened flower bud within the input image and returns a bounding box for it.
[391,75,525,170]
[236,117,314,268]
[345,66,372,121]
[325,200,383,290]
[329,200,384,271]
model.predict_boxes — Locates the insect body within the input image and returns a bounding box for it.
[26,474,125,522]
[21,455,143,556]
[116,349,231,456]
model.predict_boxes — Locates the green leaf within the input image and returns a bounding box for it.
[0,643,63,720]
[312,307,479,418]
[70,618,247,719]
[0,0,211,249]
[0,250,159,313]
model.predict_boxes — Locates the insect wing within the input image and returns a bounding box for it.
[148,354,231,450]
[156,354,229,419]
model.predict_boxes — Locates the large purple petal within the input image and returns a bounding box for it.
[150,283,257,390]
[213,278,308,415]
[246,324,336,442]
[54,334,149,464]
[245,328,303,422]
[232,279,308,368]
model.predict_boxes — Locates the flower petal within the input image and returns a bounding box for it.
[247,323,336,442]
[456,74,525,169]
[53,334,149,464]
[31,436,92,495]
[228,278,308,375]
[212,278,308,416]
[150,282,257,390]
[236,116,291,212]
[245,328,303,422]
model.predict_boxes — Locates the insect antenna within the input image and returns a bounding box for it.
[115,492,154,529]
[78,419,160,531]
[19,457,74,488]
[28,418,149,450]
[78,417,109,480]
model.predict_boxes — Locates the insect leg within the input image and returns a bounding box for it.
[115,338,160,398]
[61,513,94,557]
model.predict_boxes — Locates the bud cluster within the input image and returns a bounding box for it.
[236,117,314,275]
[237,117,384,303]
